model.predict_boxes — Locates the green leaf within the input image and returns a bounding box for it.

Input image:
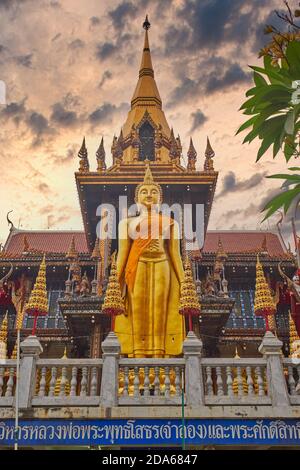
[256,138,273,161]
[239,84,291,111]
[288,167,300,171]
[253,72,268,87]
[255,115,287,160]
[262,185,300,220]
[272,135,281,158]
[286,41,300,80]
[266,174,300,182]
[249,65,292,87]
[236,116,258,135]
[284,137,297,161]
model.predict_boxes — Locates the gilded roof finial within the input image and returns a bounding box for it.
[187,137,197,171]
[206,137,215,158]
[6,210,15,232]
[113,130,123,162]
[66,235,78,260]
[204,137,215,172]
[96,137,106,173]
[143,14,151,31]
[169,128,179,160]
[78,137,90,173]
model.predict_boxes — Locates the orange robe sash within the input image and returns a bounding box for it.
[125,214,174,292]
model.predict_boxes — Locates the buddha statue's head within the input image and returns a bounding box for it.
[135,165,162,210]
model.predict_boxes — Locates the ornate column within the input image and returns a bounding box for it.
[100,332,120,407]
[258,331,290,409]
[183,331,205,406]
[19,335,43,409]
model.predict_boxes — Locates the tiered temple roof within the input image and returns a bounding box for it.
[1,228,292,258]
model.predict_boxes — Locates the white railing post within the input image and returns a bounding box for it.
[19,335,43,409]
[258,331,290,409]
[183,331,205,406]
[100,332,120,407]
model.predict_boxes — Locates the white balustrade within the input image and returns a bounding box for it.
[1,332,299,412]
[118,358,185,405]
[202,358,270,405]
[283,359,300,403]
[32,359,103,406]
[0,360,17,406]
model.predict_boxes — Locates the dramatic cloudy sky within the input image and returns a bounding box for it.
[0,0,298,246]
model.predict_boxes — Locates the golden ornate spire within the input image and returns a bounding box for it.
[131,15,161,109]
[96,137,106,173]
[254,255,276,331]
[216,237,227,261]
[0,313,8,360]
[122,17,170,142]
[179,258,201,329]
[78,137,90,173]
[26,255,48,316]
[66,235,78,260]
[204,137,215,172]
[187,138,197,171]
[102,252,125,318]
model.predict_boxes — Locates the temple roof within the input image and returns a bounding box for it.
[122,17,170,138]
[2,228,289,257]
[3,229,87,255]
[203,231,286,256]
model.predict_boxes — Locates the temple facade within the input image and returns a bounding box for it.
[0,18,300,450]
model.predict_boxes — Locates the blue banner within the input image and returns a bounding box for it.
[1,419,300,446]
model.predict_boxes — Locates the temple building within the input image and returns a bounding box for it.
[0,17,300,450]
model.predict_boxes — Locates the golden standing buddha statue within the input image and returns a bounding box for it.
[114,166,185,358]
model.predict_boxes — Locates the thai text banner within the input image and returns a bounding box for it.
[1,419,300,446]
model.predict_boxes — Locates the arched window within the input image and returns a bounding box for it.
[139,121,155,161]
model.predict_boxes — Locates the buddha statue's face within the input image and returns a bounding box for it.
[137,184,160,209]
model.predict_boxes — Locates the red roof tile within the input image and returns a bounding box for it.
[4,230,88,255]
[203,231,285,256]
[3,229,286,257]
